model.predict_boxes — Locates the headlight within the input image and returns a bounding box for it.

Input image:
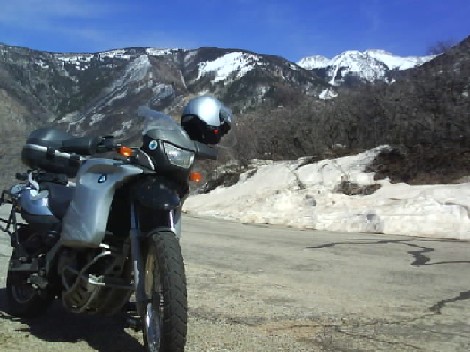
[163,142,195,169]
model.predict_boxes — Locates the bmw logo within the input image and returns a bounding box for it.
[148,140,158,150]
[98,174,107,183]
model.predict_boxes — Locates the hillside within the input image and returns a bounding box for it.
[0,44,325,188]
[234,36,470,185]
[0,37,469,189]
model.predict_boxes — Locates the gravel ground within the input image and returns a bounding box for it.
[0,205,316,352]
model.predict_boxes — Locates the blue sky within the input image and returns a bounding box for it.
[0,0,469,61]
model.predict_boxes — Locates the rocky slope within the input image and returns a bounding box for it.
[0,44,325,133]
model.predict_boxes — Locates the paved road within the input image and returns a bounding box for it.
[182,216,470,351]
[1,205,470,351]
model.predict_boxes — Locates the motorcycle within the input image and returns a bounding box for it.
[0,106,228,351]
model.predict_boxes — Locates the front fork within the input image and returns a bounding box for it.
[129,202,181,317]
[129,201,146,317]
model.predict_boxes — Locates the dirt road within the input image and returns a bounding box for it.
[1,206,470,351]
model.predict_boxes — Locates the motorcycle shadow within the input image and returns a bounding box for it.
[0,288,144,352]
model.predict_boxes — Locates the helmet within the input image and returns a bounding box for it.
[181,96,232,144]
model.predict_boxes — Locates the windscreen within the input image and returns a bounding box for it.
[138,106,185,135]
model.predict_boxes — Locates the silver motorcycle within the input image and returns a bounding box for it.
[0,106,230,351]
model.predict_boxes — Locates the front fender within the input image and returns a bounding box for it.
[61,159,143,248]
[132,177,181,211]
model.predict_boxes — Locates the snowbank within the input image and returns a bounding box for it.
[183,147,470,240]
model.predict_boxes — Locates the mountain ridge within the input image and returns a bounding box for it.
[297,49,435,85]
[0,36,469,189]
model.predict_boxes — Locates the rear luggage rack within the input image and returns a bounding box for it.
[1,189,26,245]
[1,189,17,235]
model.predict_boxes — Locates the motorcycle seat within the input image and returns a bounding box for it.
[41,182,75,219]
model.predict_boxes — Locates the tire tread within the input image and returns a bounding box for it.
[151,230,187,352]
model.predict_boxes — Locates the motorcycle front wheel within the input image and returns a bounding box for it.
[143,230,187,352]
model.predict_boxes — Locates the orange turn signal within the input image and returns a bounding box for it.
[118,146,134,157]
[189,172,202,183]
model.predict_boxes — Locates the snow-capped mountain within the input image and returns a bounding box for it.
[296,55,330,70]
[1,37,469,191]
[298,49,435,85]
[196,51,266,82]
[0,44,326,139]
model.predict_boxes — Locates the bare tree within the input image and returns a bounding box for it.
[426,40,456,55]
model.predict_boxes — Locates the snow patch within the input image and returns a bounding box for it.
[146,48,178,56]
[35,59,50,69]
[184,147,470,240]
[297,55,330,70]
[366,49,435,70]
[319,88,338,100]
[89,113,105,126]
[98,49,131,60]
[197,52,265,83]
[56,54,93,64]
[58,111,80,123]
[56,53,93,70]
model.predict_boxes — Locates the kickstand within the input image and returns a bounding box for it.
[123,301,142,331]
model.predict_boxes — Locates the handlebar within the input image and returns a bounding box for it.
[60,136,117,155]
[194,141,218,160]
[60,134,216,162]
[96,136,118,153]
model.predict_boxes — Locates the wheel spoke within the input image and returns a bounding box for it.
[144,242,163,351]
[145,301,161,352]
